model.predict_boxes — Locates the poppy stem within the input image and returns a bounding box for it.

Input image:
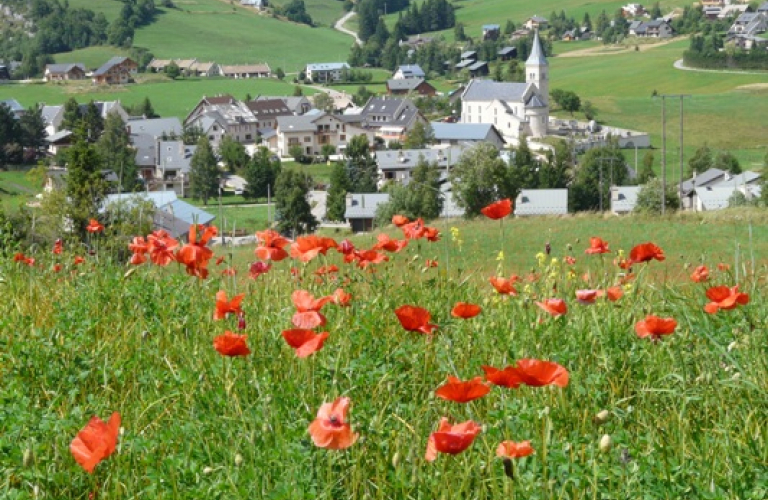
[503,458,514,479]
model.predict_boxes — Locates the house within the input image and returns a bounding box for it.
[174,59,198,74]
[104,191,215,238]
[727,12,768,37]
[92,57,138,85]
[150,141,198,194]
[467,61,489,78]
[629,19,674,38]
[0,98,25,119]
[610,185,641,214]
[147,59,173,72]
[245,98,293,130]
[126,117,183,139]
[483,24,501,41]
[525,16,548,30]
[189,61,221,77]
[731,34,768,50]
[562,30,579,41]
[460,31,549,143]
[41,100,128,137]
[305,62,350,83]
[127,117,184,177]
[399,35,434,49]
[344,97,427,145]
[375,146,464,187]
[41,105,64,136]
[220,64,271,78]
[275,112,373,158]
[688,171,763,210]
[514,189,568,216]
[392,64,426,79]
[185,95,259,148]
[44,63,86,82]
[78,101,130,123]
[510,28,532,40]
[430,122,505,148]
[344,193,391,232]
[45,130,74,156]
[241,0,268,9]
[498,46,518,60]
[621,4,646,17]
[679,168,726,210]
[386,78,437,96]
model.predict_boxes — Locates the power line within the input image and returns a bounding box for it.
[654,94,690,214]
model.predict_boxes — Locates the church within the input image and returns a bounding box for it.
[459,31,549,145]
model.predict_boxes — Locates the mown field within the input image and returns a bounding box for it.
[1,210,767,498]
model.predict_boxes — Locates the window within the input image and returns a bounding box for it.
[304,136,311,143]
[245,134,252,140]
[213,125,218,131]
[208,135,214,140]
[340,135,346,141]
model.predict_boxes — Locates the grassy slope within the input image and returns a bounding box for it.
[268,0,347,27]
[53,47,132,71]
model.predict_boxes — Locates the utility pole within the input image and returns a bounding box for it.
[595,157,617,213]
[656,94,690,215]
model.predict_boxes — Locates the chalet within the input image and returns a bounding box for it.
[498,47,518,60]
[610,186,641,214]
[375,146,464,187]
[0,98,25,119]
[467,61,489,78]
[515,189,568,216]
[686,171,762,211]
[482,24,501,41]
[147,59,173,72]
[45,130,73,156]
[185,95,259,148]
[510,28,532,40]
[306,62,350,83]
[430,122,505,148]
[392,64,426,80]
[275,112,372,158]
[92,57,138,85]
[245,98,293,129]
[731,34,768,50]
[562,30,579,41]
[44,63,86,82]
[727,12,768,37]
[344,193,391,232]
[343,97,427,145]
[189,61,221,77]
[254,95,313,115]
[629,19,674,38]
[524,16,548,30]
[151,141,198,194]
[127,117,184,176]
[386,78,437,97]
[220,64,271,78]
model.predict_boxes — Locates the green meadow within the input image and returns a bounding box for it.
[1,210,767,498]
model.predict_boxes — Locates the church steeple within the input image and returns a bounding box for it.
[526,30,548,105]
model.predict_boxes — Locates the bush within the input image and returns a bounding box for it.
[634,178,680,215]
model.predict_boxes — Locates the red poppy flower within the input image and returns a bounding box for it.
[615,257,633,270]
[690,265,709,283]
[425,259,438,268]
[255,229,291,261]
[425,418,482,462]
[392,214,410,227]
[489,275,519,295]
[394,305,438,334]
[53,239,63,255]
[435,376,491,403]
[176,224,217,278]
[337,239,355,255]
[332,288,352,307]
[292,290,333,329]
[536,298,567,317]
[86,219,105,233]
[717,262,730,271]
[214,290,245,320]
[249,261,271,279]
[496,440,535,459]
[401,218,426,239]
[147,230,178,266]
[52,263,62,272]
[73,256,85,265]
[70,412,121,473]
[585,237,610,254]
[634,315,677,341]
[374,233,408,253]
[576,289,599,304]
[128,236,148,262]
[282,329,330,358]
[481,365,523,389]
[451,302,482,319]
[308,397,358,450]
[13,252,25,262]
[213,330,251,357]
[290,235,338,262]
[347,249,389,269]
[629,242,665,264]
[704,285,749,314]
[513,359,569,387]
[423,225,440,242]
[221,267,236,276]
[481,198,512,220]
[605,286,624,301]
[565,255,576,265]
[314,265,339,276]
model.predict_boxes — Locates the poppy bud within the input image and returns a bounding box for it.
[594,410,611,425]
[23,448,34,467]
[237,313,246,331]
[599,434,612,454]
[545,242,551,255]
[567,244,573,251]
[234,453,243,467]
[203,466,214,475]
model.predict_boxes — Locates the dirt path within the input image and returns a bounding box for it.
[334,10,361,45]
[557,37,685,58]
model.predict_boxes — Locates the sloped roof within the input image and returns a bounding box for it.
[462,79,528,101]
[277,114,318,132]
[498,46,517,56]
[430,122,503,142]
[41,105,63,125]
[711,171,761,188]
[0,98,24,113]
[526,94,546,108]
[127,117,183,138]
[681,168,726,194]
[375,146,465,170]
[396,64,425,77]
[345,193,390,219]
[468,61,488,71]
[526,30,548,66]
[695,186,738,210]
[246,98,292,117]
[93,57,132,76]
[220,64,271,74]
[162,199,216,225]
[515,189,568,216]
[483,24,500,30]
[46,130,73,143]
[46,63,85,74]
[306,62,349,71]
[387,78,427,91]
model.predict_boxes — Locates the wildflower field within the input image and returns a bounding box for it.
[2,209,767,499]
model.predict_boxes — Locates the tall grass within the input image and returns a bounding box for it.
[1,212,766,498]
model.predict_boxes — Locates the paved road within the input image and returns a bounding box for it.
[334,10,361,45]
[673,59,768,76]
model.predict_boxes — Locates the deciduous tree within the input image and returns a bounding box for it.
[275,169,317,235]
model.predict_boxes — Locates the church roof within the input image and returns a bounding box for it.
[462,79,528,102]
[526,94,546,108]
[526,30,548,66]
